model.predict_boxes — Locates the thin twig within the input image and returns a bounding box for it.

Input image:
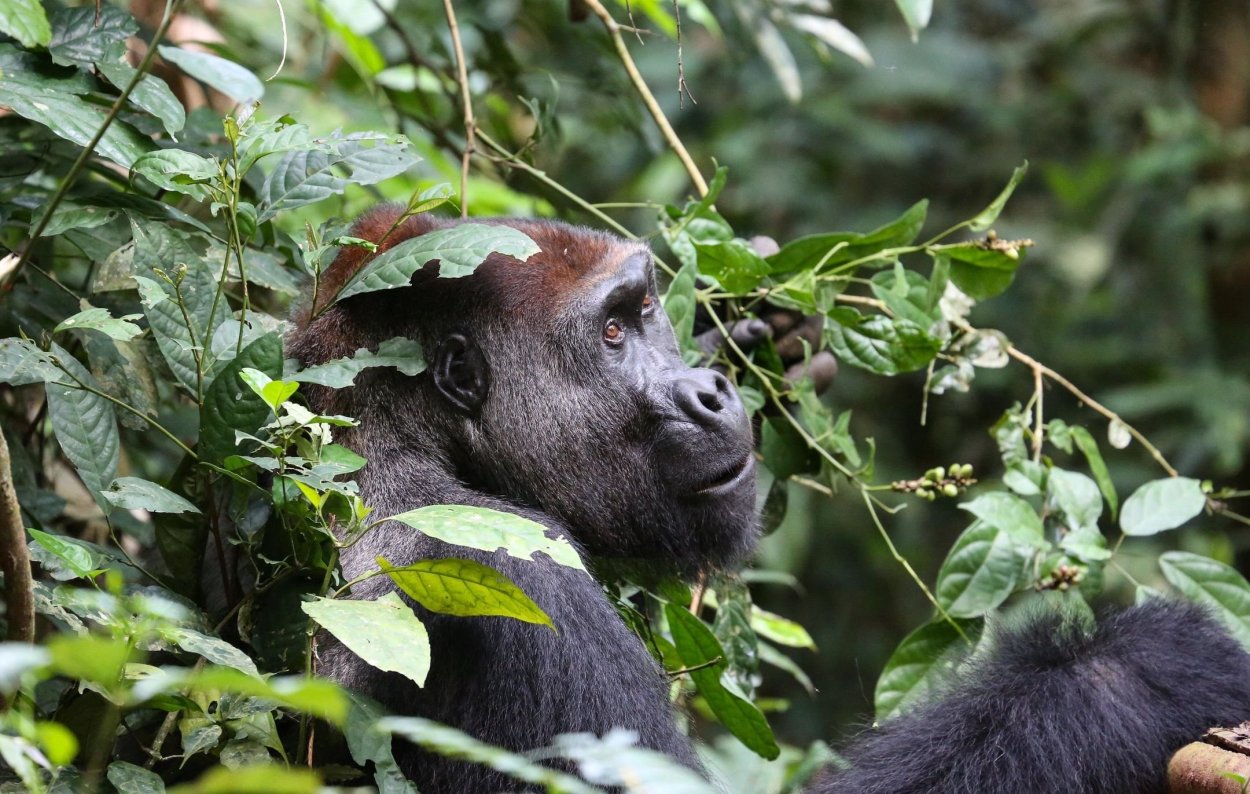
[441,0,477,217]
[1006,346,1178,477]
[580,0,709,197]
[0,430,34,644]
[9,0,187,282]
[1032,364,1044,463]
[673,0,695,108]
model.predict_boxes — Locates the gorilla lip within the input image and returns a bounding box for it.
[693,453,755,496]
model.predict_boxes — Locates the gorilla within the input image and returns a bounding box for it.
[289,206,1250,793]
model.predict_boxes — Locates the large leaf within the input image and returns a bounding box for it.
[935,522,1023,618]
[95,41,185,135]
[1159,551,1250,651]
[302,593,431,687]
[383,505,584,570]
[767,200,928,275]
[1119,477,1206,536]
[165,628,259,677]
[131,150,218,198]
[198,333,283,464]
[47,6,134,68]
[875,617,978,720]
[693,239,770,294]
[0,45,151,167]
[156,45,264,104]
[665,604,779,760]
[291,337,425,388]
[135,265,224,396]
[379,556,555,630]
[0,338,61,385]
[825,310,941,376]
[46,344,119,508]
[258,136,419,220]
[335,225,541,302]
[55,306,142,341]
[957,492,1046,548]
[102,477,200,514]
[0,0,51,48]
[378,717,600,794]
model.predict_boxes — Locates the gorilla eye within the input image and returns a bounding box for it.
[603,320,624,344]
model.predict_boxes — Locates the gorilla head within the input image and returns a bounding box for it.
[293,207,759,573]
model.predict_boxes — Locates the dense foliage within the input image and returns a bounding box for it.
[0,0,1248,791]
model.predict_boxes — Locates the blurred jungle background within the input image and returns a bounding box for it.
[1,0,1249,790]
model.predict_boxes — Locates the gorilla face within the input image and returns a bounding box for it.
[435,230,760,572]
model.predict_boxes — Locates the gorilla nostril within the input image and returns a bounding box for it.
[698,391,723,413]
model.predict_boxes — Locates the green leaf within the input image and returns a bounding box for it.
[957,492,1046,548]
[132,667,349,725]
[969,162,1028,232]
[156,45,264,104]
[33,200,120,237]
[108,762,166,794]
[665,603,779,760]
[335,224,540,302]
[237,368,299,412]
[0,0,51,48]
[0,338,61,386]
[167,765,320,794]
[935,522,1023,618]
[34,721,77,766]
[661,258,698,356]
[55,306,143,341]
[47,634,131,686]
[875,617,978,720]
[767,200,928,275]
[893,0,933,42]
[302,593,432,687]
[790,14,873,68]
[291,337,426,388]
[378,717,600,794]
[1120,477,1206,536]
[749,606,815,650]
[47,6,134,68]
[825,310,941,375]
[95,41,185,135]
[1159,551,1250,651]
[943,245,1021,300]
[383,505,585,570]
[46,344,119,508]
[759,417,819,480]
[555,731,721,793]
[28,527,102,579]
[165,628,259,677]
[198,333,283,464]
[258,136,419,221]
[694,239,770,293]
[1046,468,1103,531]
[102,477,201,514]
[135,268,223,395]
[1070,426,1118,521]
[343,694,419,794]
[0,45,152,168]
[131,150,218,198]
[379,556,555,631]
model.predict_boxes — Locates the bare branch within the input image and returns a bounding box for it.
[0,430,34,643]
[442,0,477,217]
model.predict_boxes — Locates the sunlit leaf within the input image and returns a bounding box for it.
[302,593,431,687]
[1120,477,1206,536]
[383,505,585,570]
[102,477,200,514]
[0,0,51,48]
[380,557,555,630]
[290,337,426,388]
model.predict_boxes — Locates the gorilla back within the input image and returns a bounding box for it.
[288,207,759,789]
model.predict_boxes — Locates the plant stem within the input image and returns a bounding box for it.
[441,0,476,217]
[579,0,709,197]
[0,430,34,644]
[9,0,187,283]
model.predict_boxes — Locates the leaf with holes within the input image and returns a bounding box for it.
[55,306,142,342]
[102,477,200,515]
[384,505,584,570]
[303,593,431,687]
[336,224,540,302]
[380,557,554,630]
[291,337,426,389]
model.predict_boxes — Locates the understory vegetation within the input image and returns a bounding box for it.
[1,0,1248,791]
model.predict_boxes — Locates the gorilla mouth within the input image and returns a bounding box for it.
[693,453,755,496]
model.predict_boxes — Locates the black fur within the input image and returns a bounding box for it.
[290,214,758,790]
[815,599,1250,794]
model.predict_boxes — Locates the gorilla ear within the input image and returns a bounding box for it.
[433,333,489,415]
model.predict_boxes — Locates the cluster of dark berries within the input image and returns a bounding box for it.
[1040,564,1085,591]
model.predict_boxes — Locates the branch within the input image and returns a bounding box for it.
[10,0,187,283]
[0,430,35,643]
[441,0,477,217]
[579,0,709,197]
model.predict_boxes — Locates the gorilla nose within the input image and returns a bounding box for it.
[673,368,744,430]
